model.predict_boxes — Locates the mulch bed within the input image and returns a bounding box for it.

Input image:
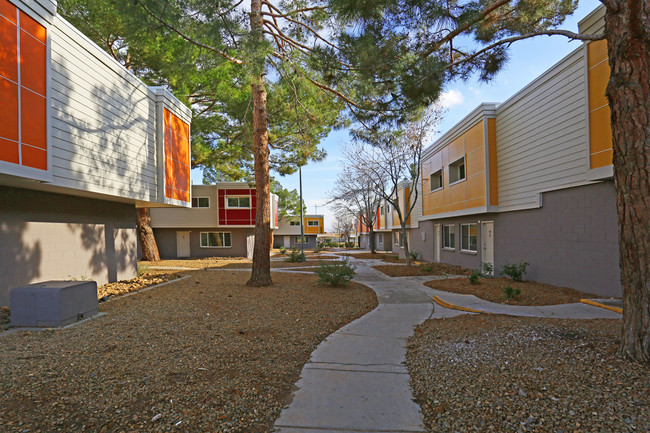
[374,263,473,277]
[425,276,597,306]
[407,315,648,432]
[0,271,377,432]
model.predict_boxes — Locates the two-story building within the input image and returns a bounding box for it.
[389,5,620,298]
[273,214,324,250]
[357,204,393,251]
[0,0,191,306]
[149,183,279,259]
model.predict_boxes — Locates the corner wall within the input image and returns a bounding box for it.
[0,186,138,306]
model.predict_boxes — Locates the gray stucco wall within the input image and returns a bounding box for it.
[154,227,254,258]
[494,181,620,297]
[0,186,138,306]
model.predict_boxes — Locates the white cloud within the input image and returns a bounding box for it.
[439,89,464,108]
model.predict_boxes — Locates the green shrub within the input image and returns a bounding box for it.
[502,286,521,300]
[408,250,420,261]
[278,246,287,255]
[479,262,494,277]
[501,262,529,282]
[313,244,323,253]
[345,241,355,249]
[314,257,357,287]
[468,270,481,285]
[420,263,434,273]
[285,248,304,262]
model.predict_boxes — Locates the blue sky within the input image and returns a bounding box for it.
[192,0,601,231]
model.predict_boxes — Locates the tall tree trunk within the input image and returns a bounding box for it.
[605,2,650,364]
[136,208,160,261]
[402,225,411,266]
[369,225,376,253]
[246,0,272,286]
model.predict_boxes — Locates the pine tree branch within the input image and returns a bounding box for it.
[135,0,244,65]
[261,11,341,51]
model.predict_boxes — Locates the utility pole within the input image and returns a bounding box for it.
[299,165,305,262]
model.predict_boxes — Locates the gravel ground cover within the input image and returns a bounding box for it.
[140,257,250,269]
[0,271,377,432]
[97,273,184,300]
[425,277,598,305]
[407,315,649,433]
[374,263,472,277]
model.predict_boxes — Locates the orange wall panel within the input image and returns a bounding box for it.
[0,0,16,23]
[21,143,45,169]
[163,108,190,203]
[0,76,18,141]
[587,40,613,170]
[0,14,18,81]
[20,88,46,149]
[19,11,45,43]
[487,118,498,206]
[0,137,19,163]
[19,29,46,94]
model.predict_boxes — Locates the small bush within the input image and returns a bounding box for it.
[502,286,521,300]
[501,262,529,282]
[285,248,304,262]
[479,262,494,277]
[314,257,357,287]
[420,263,434,273]
[278,246,287,255]
[468,270,481,285]
[313,244,323,253]
[408,250,420,261]
[345,241,355,249]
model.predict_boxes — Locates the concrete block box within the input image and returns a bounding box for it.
[10,281,98,327]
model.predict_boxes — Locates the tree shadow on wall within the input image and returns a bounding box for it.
[0,222,42,307]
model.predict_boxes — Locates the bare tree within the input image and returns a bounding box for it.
[347,106,443,265]
[332,212,356,246]
[329,160,383,253]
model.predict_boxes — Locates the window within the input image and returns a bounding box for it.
[430,169,443,191]
[386,204,391,213]
[226,196,251,208]
[449,157,466,184]
[399,232,404,248]
[307,220,319,226]
[460,223,478,252]
[200,232,231,248]
[289,220,301,226]
[393,231,399,245]
[294,236,304,244]
[191,197,209,208]
[380,206,384,214]
[442,225,455,249]
[378,233,383,245]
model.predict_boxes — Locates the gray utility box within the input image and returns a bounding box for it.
[10,281,98,327]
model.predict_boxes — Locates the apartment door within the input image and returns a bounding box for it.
[283,236,291,248]
[481,221,494,275]
[176,231,190,258]
[434,224,441,262]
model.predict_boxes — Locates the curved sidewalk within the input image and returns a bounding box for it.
[274,261,464,433]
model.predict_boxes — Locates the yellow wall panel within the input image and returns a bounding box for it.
[447,137,465,163]
[465,122,484,152]
[487,118,498,206]
[466,174,485,201]
[589,107,613,154]
[587,39,608,68]
[450,201,467,212]
[591,149,613,169]
[466,147,485,176]
[588,61,610,111]
[466,197,486,209]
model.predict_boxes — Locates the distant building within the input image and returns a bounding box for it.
[149,183,279,259]
[273,214,324,250]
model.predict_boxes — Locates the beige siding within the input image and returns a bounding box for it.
[409,188,423,228]
[49,17,160,202]
[495,47,589,211]
[150,185,218,228]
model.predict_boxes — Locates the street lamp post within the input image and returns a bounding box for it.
[298,165,306,262]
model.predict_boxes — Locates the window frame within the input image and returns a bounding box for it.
[307,220,319,226]
[191,197,210,208]
[430,169,443,192]
[200,231,232,248]
[460,223,478,253]
[294,236,305,244]
[448,156,467,185]
[225,196,251,209]
[442,224,455,250]
[289,220,301,226]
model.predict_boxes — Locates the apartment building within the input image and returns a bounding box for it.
[357,203,393,251]
[0,0,192,305]
[390,5,620,297]
[149,183,279,259]
[274,214,324,249]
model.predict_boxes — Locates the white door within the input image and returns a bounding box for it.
[481,221,494,275]
[176,231,190,258]
[434,224,441,262]
[284,236,291,248]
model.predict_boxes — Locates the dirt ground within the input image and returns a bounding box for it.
[374,263,473,277]
[425,276,598,305]
[408,315,649,432]
[0,270,377,433]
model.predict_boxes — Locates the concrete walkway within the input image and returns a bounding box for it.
[273,255,622,433]
[274,261,463,433]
